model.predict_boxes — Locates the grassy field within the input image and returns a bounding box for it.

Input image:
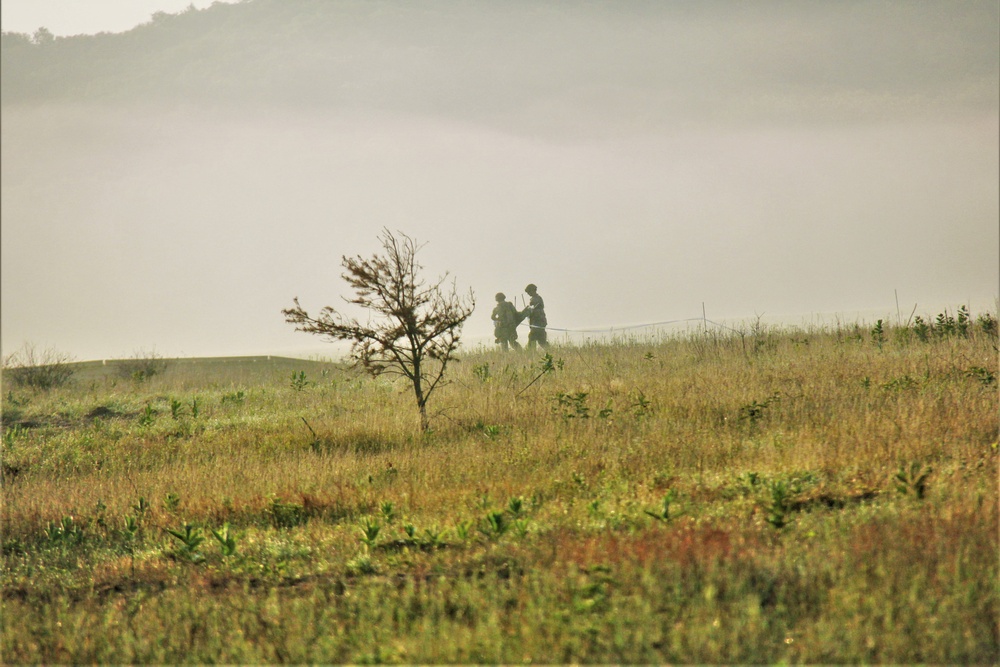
[1,311,997,663]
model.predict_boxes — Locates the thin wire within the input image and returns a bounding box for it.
[518,317,743,335]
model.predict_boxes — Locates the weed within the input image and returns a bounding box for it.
[737,471,762,495]
[766,480,793,529]
[957,305,971,338]
[120,516,139,577]
[631,390,652,419]
[380,500,397,523]
[749,315,776,356]
[553,392,590,420]
[644,489,679,523]
[138,403,156,427]
[479,511,508,540]
[453,519,473,542]
[935,310,957,338]
[211,522,238,557]
[965,366,996,387]
[882,375,918,392]
[268,497,306,529]
[507,496,526,518]
[2,423,26,450]
[190,397,200,418]
[977,312,998,337]
[221,390,246,405]
[3,390,28,407]
[1,538,26,558]
[169,398,185,419]
[290,371,310,391]
[587,499,601,517]
[472,363,491,382]
[894,461,932,499]
[358,517,381,550]
[421,526,447,548]
[871,320,886,349]
[740,400,767,424]
[133,496,151,518]
[740,393,780,426]
[121,515,139,540]
[44,516,84,549]
[346,553,379,576]
[165,523,205,562]
[474,490,491,510]
[163,492,181,513]
[93,500,108,529]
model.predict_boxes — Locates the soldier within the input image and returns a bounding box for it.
[491,292,522,351]
[521,283,549,350]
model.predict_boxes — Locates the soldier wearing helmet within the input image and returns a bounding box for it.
[491,292,521,351]
[520,284,548,350]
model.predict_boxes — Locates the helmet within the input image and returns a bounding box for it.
[495,292,506,301]
[525,283,537,293]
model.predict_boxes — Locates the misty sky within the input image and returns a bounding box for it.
[2,1,998,361]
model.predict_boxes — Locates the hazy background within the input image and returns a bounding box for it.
[2,1,997,361]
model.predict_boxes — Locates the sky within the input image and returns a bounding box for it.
[2,1,998,362]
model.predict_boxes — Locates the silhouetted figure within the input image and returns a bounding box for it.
[491,292,522,351]
[521,283,548,350]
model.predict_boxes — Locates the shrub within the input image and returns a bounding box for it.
[115,348,168,382]
[977,312,998,338]
[1,343,75,390]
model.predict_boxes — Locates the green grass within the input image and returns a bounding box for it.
[2,319,997,663]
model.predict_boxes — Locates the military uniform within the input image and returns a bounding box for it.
[521,284,548,350]
[491,293,522,351]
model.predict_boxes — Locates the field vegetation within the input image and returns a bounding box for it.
[1,310,997,663]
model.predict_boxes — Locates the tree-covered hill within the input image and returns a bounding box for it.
[3,0,996,126]
[4,1,437,108]
[2,0,649,116]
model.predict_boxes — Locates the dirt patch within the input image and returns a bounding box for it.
[85,406,126,420]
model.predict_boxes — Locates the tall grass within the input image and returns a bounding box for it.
[2,313,997,663]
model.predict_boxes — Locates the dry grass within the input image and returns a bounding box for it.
[2,314,997,663]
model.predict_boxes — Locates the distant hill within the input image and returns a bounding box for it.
[4,0,995,126]
[67,355,343,384]
[1,0,620,117]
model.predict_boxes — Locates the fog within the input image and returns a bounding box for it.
[2,1,997,361]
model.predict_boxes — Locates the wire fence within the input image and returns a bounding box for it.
[518,316,744,336]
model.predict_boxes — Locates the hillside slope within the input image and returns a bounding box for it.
[3,0,996,127]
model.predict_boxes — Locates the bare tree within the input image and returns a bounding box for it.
[282,229,475,431]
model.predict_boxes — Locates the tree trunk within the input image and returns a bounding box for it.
[418,401,429,432]
[411,359,429,431]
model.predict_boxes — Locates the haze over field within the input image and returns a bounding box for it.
[2,0,997,361]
